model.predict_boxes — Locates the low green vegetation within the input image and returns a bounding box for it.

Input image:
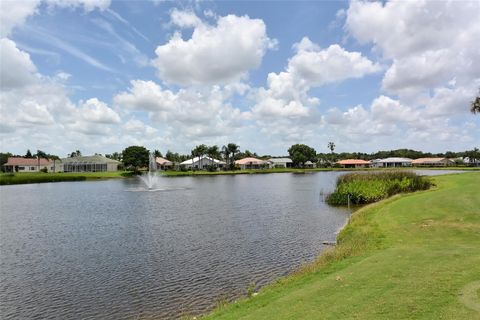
[327,171,433,205]
[205,172,480,319]
[0,171,133,185]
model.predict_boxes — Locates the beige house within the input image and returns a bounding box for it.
[155,157,173,170]
[235,157,268,169]
[3,157,62,172]
[411,158,454,166]
[336,159,370,168]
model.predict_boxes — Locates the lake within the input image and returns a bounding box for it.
[0,170,461,319]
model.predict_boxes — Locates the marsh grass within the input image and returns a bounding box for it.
[327,171,432,205]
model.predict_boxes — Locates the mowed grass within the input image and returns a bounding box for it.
[0,171,133,185]
[205,172,480,320]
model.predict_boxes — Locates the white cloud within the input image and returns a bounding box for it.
[252,37,380,121]
[0,0,40,37]
[45,0,111,12]
[113,79,251,146]
[0,38,38,88]
[78,98,121,124]
[345,0,480,99]
[170,8,202,28]
[152,11,275,85]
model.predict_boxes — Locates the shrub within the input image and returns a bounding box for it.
[327,171,433,206]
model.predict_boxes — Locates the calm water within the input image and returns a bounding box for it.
[0,170,461,319]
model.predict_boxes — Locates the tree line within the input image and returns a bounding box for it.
[1,145,479,172]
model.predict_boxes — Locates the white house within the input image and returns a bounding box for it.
[268,158,293,168]
[180,156,226,170]
[374,157,413,167]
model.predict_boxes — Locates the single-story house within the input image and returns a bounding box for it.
[411,158,454,166]
[62,155,120,172]
[304,161,316,168]
[155,157,173,170]
[374,157,413,168]
[3,157,62,172]
[336,159,370,168]
[180,156,226,170]
[235,157,268,170]
[268,158,293,168]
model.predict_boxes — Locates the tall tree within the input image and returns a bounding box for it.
[192,144,208,169]
[227,143,240,169]
[122,146,149,172]
[153,149,162,158]
[36,150,48,172]
[288,144,317,167]
[328,142,335,153]
[25,149,33,158]
[471,93,480,114]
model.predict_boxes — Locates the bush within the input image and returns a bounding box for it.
[327,171,433,206]
[40,167,48,173]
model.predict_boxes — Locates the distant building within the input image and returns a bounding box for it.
[155,157,173,170]
[235,157,268,170]
[180,156,226,170]
[411,158,454,166]
[371,157,413,168]
[304,161,316,168]
[336,159,370,168]
[268,158,293,168]
[62,155,120,172]
[3,157,62,173]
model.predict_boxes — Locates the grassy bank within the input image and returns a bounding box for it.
[327,171,433,205]
[205,172,480,319]
[0,171,133,185]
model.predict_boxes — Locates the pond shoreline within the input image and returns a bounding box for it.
[204,172,480,319]
[1,167,477,185]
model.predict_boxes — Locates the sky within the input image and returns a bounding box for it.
[0,0,479,158]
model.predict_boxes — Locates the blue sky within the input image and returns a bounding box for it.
[1,0,479,157]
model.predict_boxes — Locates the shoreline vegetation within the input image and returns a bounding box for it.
[326,171,433,205]
[0,167,479,185]
[203,172,480,320]
[0,171,133,185]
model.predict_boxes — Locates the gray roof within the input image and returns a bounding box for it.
[268,158,292,163]
[61,155,120,164]
[378,157,412,163]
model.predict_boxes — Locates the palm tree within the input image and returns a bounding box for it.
[36,150,48,172]
[227,143,240,169]
[207,145,220,169]
[471,94,480,114]
[222,145,230,169]
[328,142,335,153]
[192,144,208,170]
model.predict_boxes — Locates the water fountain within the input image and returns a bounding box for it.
[139,152,161,190]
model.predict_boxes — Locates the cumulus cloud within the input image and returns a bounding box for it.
[345,0,480,100]
[0,38,38,88]
[1,0,110,37]
[152,11,276,85]
[252,37,380,121]
[114,79,251,146]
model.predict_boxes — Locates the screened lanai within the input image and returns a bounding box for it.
[61,155,120,172]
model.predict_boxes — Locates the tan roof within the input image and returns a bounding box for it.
[155,157,173,165]
[411,157,450,164]
[336,159,370,165]
[4,157,52,166]
[235,157,267,165]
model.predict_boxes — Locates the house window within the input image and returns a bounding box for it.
[18,166,25,170]
[30,167,35,170]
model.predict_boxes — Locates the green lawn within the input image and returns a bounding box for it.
[205,172,480,319]
[0,171,133,185]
